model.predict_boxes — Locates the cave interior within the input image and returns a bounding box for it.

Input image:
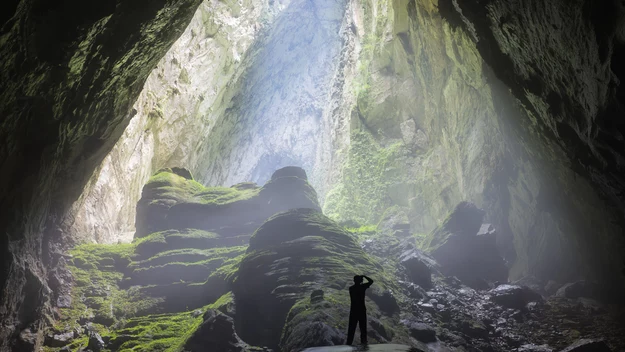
[1,0,625,351]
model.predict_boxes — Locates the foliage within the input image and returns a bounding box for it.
[323,130,407,225]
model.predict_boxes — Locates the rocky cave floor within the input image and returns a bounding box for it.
[35,167,625,352]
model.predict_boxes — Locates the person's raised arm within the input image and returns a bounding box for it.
[362,275,374,288]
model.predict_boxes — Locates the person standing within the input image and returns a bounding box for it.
[346,275,374,345]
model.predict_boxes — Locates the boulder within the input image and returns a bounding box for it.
[559,339,611,352]
[369,289,400,315]
[399,249,436,289]
[422,203,508,287]
[87,331,105,352]
[184,309,250,352]
[488,284,542,309]
[18,329,38,349]
[401,320,437,343]
[555,281,601,300]
[44,331,75,347]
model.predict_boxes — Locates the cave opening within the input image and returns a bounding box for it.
[1,0,625,351]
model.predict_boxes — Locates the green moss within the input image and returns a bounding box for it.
[323,130,409,225]
[54,243,162,339]
[143,170,260,208]
[112,310,204,352]
[208,291,235,312]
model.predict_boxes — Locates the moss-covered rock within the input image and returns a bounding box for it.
[233,208,407,350]
[135,167,320,238]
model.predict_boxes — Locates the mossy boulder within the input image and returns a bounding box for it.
[421,202,507,287]
[183,309,251,352]
[233,208,403,350]
[135,166,320,238]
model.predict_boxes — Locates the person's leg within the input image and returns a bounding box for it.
[359,311,368,344]
[346,311,357,345]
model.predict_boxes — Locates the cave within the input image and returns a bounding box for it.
[1,0,624,351]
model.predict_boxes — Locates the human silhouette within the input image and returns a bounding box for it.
[346,275,374,345]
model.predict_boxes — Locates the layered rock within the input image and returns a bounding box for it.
[135,166,320,238]
[233,208,409,351]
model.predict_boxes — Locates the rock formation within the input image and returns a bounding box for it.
[27,169,625,352]
[2,0,625,350]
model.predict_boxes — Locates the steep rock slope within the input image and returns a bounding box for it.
[324,0,625,287]
[64,0,284,244]
[0,0,202,349]
[194,0,353,197]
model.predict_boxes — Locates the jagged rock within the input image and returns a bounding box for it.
[45,331,75,347]
[135,166,320,238]
[369,290,400,315]
[87,331,105,352]
[555,281,601,300]
[422,203,507,288]
[48,258,74,309]
[18,328,38,349]
[560,339,611,352]
[489,284,542,309]
[399,249,435,289]
[401,320,437,343]
[184,309,250,352]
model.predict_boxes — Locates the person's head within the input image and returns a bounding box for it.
[353,275,363,284]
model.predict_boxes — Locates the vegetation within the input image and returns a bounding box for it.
[323,130,408,225]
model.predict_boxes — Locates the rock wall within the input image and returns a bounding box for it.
[64,0,284,244]
[0,0,202,349]
[194,0,353,199]
[66,0,357,244]
[324,0,625,287]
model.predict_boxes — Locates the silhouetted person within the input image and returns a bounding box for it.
[346,275,374,345]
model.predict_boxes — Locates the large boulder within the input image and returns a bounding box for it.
[421,202,508,287]
[488,284,542,309]
[399,249,438,289]
[135,166,320,238]
[183,309,252,352]
[555,281,601,300]
[233,208,395,350]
